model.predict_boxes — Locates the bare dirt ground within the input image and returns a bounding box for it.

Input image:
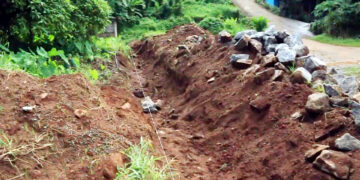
[233,0,360,65]
[1,25,360,180]
[132,25,360,179]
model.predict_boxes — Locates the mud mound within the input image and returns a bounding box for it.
[132,25,360,179]
[0,70,153,179]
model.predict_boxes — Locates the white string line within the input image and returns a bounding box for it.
[116,51,176,180]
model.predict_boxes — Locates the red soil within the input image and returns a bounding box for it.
[1,24,360,180]
[132,24,360,180]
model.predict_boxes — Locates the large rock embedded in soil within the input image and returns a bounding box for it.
[305,93,331,114]
[218,30,232,43]
[290,67,312,84]
[249,95,270,111]
[230,54,252,69]
[141,96,159,113]
[305,144,330,161]
[313,150,353,180]
[335,133,360,151]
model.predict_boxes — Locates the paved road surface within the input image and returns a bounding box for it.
[233,0,360,65]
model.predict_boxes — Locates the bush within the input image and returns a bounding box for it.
[311,0,360,37]
[223,18,250,35]
[0,0,112,49]
[199,17,224,34]
[252,16,268,31]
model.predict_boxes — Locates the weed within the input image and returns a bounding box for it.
[288,63,296,73]
[252,16,268,31]
[0,106,3,111]
[116,138,175,180]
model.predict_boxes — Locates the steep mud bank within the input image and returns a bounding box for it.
[132,25,360,179]
[0,65,155,179]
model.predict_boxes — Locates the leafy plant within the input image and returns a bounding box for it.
[116,138,175,180]
[252,16,268,32]
[199,17,224,34]
[311,0,360,37]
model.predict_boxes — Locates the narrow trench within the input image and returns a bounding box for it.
[129,24,360,180]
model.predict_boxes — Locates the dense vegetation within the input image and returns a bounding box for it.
[311,0,360,37]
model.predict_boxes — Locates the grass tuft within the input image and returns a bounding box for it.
[116,138,175,180]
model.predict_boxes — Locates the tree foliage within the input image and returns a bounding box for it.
[311,0,360,37]
[0,0,112,49]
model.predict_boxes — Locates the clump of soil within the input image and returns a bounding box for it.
[0,68,154,179]
[132,24,360,179]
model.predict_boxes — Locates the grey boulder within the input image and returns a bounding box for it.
[276,45,296,64]
[304,56,327,73]
[335,133,360,151]
[235,34,251,50]
[234,30,257,41]
[290,67,312,84]
[349,100,360,127]
[332,74,359,96]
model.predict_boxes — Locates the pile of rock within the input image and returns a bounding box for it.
[219,27,360,179]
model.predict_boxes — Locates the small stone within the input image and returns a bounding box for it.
[230,54,252,69]
[40,93,48,99]
[133,89,145,98]
[250,96,270,111]
[294,44,310,57]
[324,84,342,97]
[218,30,232,43]
[313,150,353,180]
[74,109,87,118]
[249,39,263,54]
[250,32,266,41]
[349,100,360,127]
[22,106,35,113]
[271,70,284,81]
[330,97,349,107]
[243,64,261,76]
[121,102,131,110]
[305,144,329,161]
[304,56,327,73]
[102,153,124,179]
[291,111,303,120]
[275,30,290,40]
[332,74,359,96]
[290,67,312,84]
[312,70,327,81]
[207,77,215,83]
[254,68,275,84]
[235,34,251,50]
[169,114,179,120]
[261,54,278,67]
[234,30,257,41]
[353,92,360,103]
[274,62,290,73]
[335,133,360,151]
[305,93,331,114]
[141,96,158,113]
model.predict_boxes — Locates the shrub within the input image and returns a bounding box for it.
[199,17,224,34]
[252,16,268,31]
[223,18,249,35]
[311,0,360,37]
[0,0,112,49]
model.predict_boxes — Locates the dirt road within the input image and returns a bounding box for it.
[233,0,360,65]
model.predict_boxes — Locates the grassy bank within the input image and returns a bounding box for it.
[312,34,360,47]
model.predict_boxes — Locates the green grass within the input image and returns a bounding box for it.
[312,34,360,47]
[116,138,175,180]
[343,65,360,77]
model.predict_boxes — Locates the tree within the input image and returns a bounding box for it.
[311,0,360,37]
[0,0,112,50]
